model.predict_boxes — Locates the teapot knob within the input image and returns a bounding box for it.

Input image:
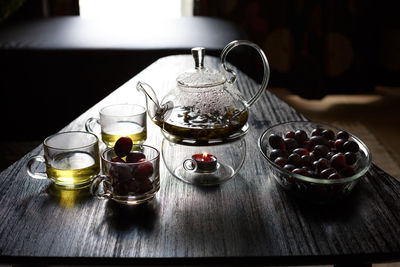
[191,47,205,69]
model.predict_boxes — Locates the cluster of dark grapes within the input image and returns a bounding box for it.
[268,127,360,179]
[109,137,153,195]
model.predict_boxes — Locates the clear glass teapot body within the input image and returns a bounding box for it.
[157,79,248,141]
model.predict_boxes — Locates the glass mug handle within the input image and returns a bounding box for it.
[90,175,112,199]
[85,117,100,133]
[26,155,47,179]
[220,40,270,107]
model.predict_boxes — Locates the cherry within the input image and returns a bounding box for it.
[302,140,313,151]
[288,153,302,167]
[136,178,153,194]
[269,149,287,161]
[313,158,329,172]
[306,170,318,178]
[124,179,140,195]
[320,168,337,179]
[111,156,125,163]
[311,127,323,136]
[326,151,335,160]
[133,159,154,180]
[334,139,346,152]
[293,148,309,156]
[343,140,359,153]
[340,165,356,177]
[309,135,329,148]
[284,138,297,153]
[269,134,285,150]
[344,152,357,165]
[114,136,133,158]
[330,153,347,171]
[313,145,329,158]
[294,130,308,144]
[126,151,146,163]
[301,154,312,167]
[285,131,295,139]
[328,172,342,180]
[322,129,335,140]
[109,164,133,182]
[114,181,130,195]
[328,140,335,149]
[301,166,310,172]
[283,164,296,172]
[292,168,307,176]
[274,157,287,168]
[309,151,318,161]
[337,130,349,140]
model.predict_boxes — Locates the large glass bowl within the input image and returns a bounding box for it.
[258,121,372,203]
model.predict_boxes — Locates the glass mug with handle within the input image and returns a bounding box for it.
[90,144,160,205]
[85,104,147,147]
[26,131,100,188]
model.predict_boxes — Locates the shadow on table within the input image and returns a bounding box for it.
[103,199,160,232]
[282,182,363,223]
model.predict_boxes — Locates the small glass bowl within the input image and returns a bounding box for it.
[90,145,160,205]
[258,121,372,204]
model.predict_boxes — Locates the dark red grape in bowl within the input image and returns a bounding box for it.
[343,140,359,153]
[269,134,286,150]
[114,136,133,158]
[337,130,349,140]
[133,159,154,180]
[294,130,308,144]
[274,157,287,168]
[330,152,347,171]
[126,151,146,163]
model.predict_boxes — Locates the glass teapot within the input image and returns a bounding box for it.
[137,40,270,142]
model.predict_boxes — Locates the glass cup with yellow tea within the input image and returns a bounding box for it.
[26,131,100,188]
[85,104,147,147]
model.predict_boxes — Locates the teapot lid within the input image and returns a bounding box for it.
[176,47,226,88]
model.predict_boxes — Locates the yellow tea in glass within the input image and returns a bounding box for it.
[86,104,147,147]
[101,121,147,147]
[45,151,100,187]
[26,131,100,188]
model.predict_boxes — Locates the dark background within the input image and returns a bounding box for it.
[1,0,399,169]
[4,0,400,98]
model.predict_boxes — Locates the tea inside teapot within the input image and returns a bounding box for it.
[158,105,248,140]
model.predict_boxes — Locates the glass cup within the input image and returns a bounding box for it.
[85,104,147,147]
[26,131,100,188]
[90,145,160,205]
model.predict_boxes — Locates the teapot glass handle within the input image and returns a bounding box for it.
[220,40,270,107]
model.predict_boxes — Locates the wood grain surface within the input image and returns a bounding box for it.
[0,55,400,265]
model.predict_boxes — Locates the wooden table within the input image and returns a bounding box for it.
[1,55,400,266]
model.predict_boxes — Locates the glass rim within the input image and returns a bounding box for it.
[99,103,146,117]
[102,145,160,164]
[43,131,99,150]
[258,121,372,185]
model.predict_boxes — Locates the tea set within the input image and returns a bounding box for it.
[25,39,371,205]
